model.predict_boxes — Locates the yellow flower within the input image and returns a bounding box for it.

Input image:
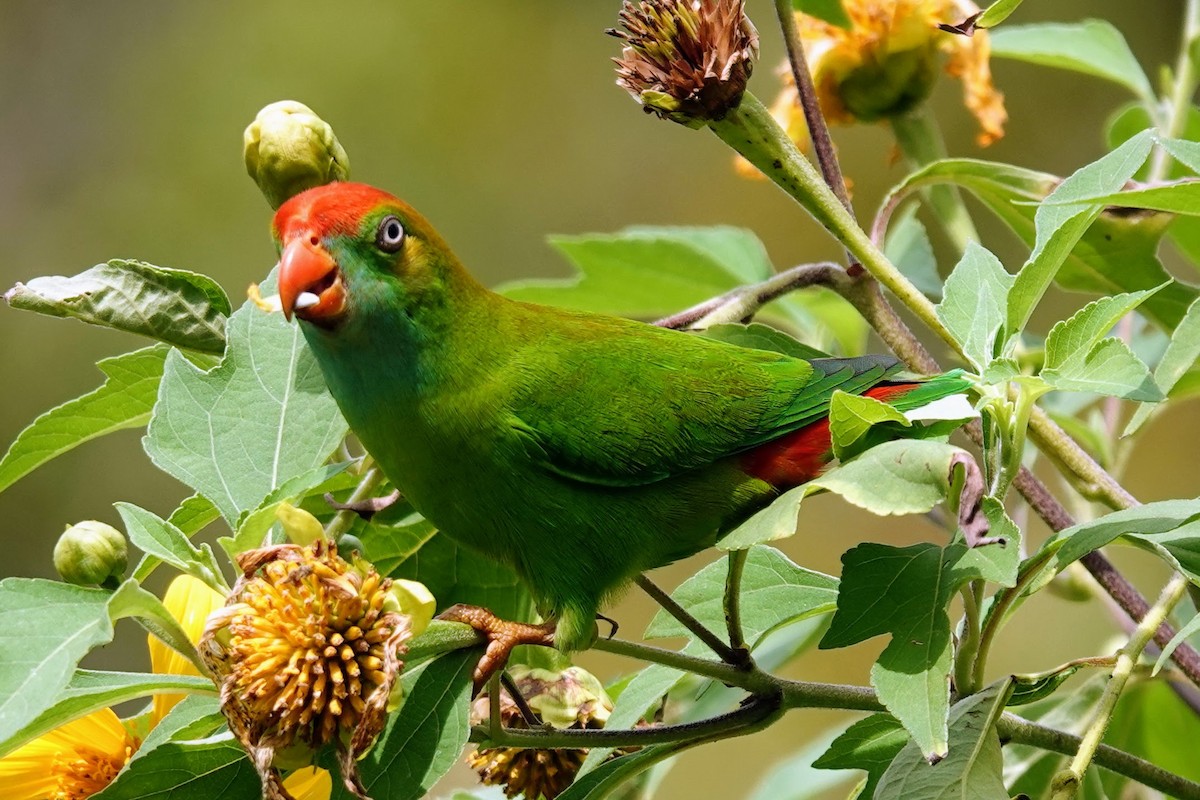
[0,708,136,800]
[282,766,333,800]
[150,574,227,725]
[740,0,1005,175]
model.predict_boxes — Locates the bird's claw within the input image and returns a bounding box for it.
[436,604,557,693]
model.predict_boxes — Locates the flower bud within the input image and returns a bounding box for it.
[275,501,324,546]
[53,521,127,586]
[243,100,350,209]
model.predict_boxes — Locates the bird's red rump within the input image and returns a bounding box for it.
[740,383,918,489]
[273,182,400,241]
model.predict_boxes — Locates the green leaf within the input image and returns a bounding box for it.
[1163,137,1200,174]
[976,0,1024,28]
[828,391,910,460]
[144,297,348,524]
[105,580,208,674]
[990,20,1155,103]
[116,502,226,590]
[1044,290,1161,370]
[95,732,261,800]
[821,539,1015,758]
[719,440,970,550]
[0,670,214,757]
[4,259,230,354]
[792,0,850,29]
[1058,181,1200,215]
[885,157,1197,332]
[883,208,942,300]
[936,242,1013,369]
[500,227,772,315]
[874,679,1011,800]
[1155,611,1200,674]
[1127,296,1200,434]
[219,461,356,557]
[390,531,534,622]
[644,546,838,647]
[0,345,167,494]
[698,323,830,360]
[1041,337,1161,400]
[813,713,908,799]
[0,579,119,746]
[1007,674,1107,796]
[334,650,475,800]
[1009,663,1086,706]
[1100,680,1200,796]
[559,745,682,800]
[1007,130,1156,335]
[356,505,438,576]
[747,725,858,800]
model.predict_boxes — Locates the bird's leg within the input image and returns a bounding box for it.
[596,613,620,639]
[323,488,402,520]
[437,604,557,692]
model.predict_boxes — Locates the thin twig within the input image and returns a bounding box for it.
[323,461,385,541]
[500,671,542,728]
[633,574,743,664]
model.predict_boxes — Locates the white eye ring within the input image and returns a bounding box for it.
[376,216,405,252]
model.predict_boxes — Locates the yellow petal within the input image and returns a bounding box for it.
[150,574,226,724]
[390,579,436,638]
[276,503,325,546]
[282,766,333,800]
[0,708,132,799]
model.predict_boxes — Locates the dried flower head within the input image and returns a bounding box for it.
[610,0,759,125]
[466,666,614,799]
[202,540,411,800]
[739,0,1004,176]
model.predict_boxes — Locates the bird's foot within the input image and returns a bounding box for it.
[436,604,557,692]
[323,489,402,521]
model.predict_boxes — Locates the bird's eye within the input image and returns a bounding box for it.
[376,216,406,253]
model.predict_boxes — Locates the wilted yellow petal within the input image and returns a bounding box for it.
[276,502,325,545]
[150,574,226,724]
[0,708,135,799]
[282,766,333,800]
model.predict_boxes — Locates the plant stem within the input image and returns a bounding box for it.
[955,581,984,695]
[1148,0,1200,180]
[323,460,384,541]
[634,574,743,664]
[1050,573,1192,799]
[724,549,749,655]
[889,110,979,254]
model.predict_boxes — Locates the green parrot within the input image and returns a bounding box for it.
[271,181,968,670]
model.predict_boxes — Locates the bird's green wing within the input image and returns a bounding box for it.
[503,315,900,488]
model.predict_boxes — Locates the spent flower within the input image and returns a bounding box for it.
[467,665,614,799]
[610,0,759,125]
[202,539,413,800]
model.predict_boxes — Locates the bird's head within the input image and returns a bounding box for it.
[272,182,463,328]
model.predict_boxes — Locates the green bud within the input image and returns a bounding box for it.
[53,521,128,586]
[243,100,350,209]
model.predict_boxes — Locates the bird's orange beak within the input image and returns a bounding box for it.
[277,235,346,323]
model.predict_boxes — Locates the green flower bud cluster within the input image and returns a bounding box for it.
[53,521,127,586]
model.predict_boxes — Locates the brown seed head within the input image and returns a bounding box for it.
[202,540,410,800]
[610,0,759,125]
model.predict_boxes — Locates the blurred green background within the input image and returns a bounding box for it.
[1,1,1196,797]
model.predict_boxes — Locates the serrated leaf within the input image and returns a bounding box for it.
[821,539,1014,758]
[884,157,1197,333]
[1163,137,1200,174]
[0,345,167,494]
[936,242,1013,369]
[875,679,1010,800]
[812,713,908,799]
[1127,296,1200,434]
[990,20,1155,102]
[1007,130,1156,335]
[884,205,942,300]
[645,546,838,646]
[144,298,348,524]
[1042,337,1161,400]
[1044,289,1161,370]
[0,669,213,757]
[219,461,356,557]
[4,259,230,353]
[330,650,475,800]
[116,502,225,590]
[719,440,969,550]
[828,391,910,460]
[698,322,830,359]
